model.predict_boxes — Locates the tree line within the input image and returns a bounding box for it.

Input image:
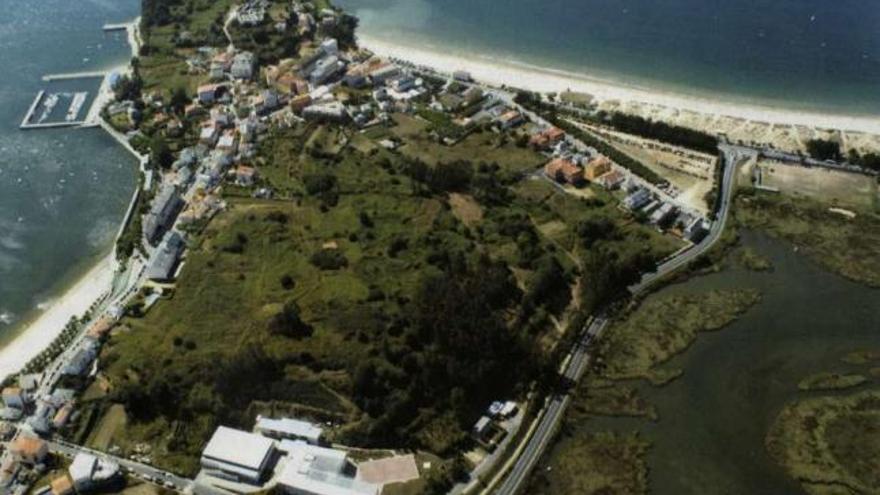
[514,91,666,185]
[807,138,880,172]
[607,112,719,155]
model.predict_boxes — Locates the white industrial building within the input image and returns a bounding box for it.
[200,426,278,484]
[255,416,323,444]
[277,441,377,495]
[303,101,349,122]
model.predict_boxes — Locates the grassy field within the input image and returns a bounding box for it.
[766,389,880,495]
[528,431,649,495]
[86,403,128,450]
[513,179,684,264]
[99,191,453,471]
[90,113,655,474]
[756,159,879,211]
[83,111,688,475]
[138,0,235,95]
[387,114,546,176]
[571,381,657,420]
[734,189,880,287]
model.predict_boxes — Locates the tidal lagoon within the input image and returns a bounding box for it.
[594,232,880,494]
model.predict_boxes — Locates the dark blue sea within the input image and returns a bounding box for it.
[0,0,139,338]
[337,0,880,115]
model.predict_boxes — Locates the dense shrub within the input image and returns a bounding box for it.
[310,249,348,270]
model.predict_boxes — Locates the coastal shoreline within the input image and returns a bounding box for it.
[0,18,143,384]
[358,35,880,136]
[0,253,116,381]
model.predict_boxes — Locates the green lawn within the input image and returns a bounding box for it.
[389,114,546,176]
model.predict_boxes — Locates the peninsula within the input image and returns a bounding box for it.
[1,2,878,495]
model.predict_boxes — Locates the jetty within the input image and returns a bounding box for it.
[42,71,107,82]
[102,23,130,31]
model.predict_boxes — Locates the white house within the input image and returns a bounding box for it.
[320,38,339,56]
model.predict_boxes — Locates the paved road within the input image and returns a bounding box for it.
[50,439,194,492]
[630,144,753,293]
[492,145,749,495]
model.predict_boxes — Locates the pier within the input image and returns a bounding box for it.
[20,121,84,130]
[42,71,107,82]
[102,23,131,31]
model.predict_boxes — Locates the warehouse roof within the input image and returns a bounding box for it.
[202,426,276,471]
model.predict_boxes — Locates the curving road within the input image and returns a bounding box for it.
[491,144,751,495]
[630,144,752,293]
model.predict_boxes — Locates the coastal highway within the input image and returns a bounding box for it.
[491,145,749,495]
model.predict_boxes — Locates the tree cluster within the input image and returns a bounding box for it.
[608,112,719,154]
[404,159,473,194]
[322,14,359,50]
[806,139,842,162]
[806,139,880,172]
[142,0,182,27]
[345,257,539,450]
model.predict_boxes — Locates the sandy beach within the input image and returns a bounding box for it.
[0,253,116,382]
[359,35,880,144]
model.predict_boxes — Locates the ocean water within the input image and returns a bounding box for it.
[0,0,139,337]
[336,0,880,115]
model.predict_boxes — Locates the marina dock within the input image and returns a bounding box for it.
[19,90,45,128]
[19,89,90,130]
[22,69,117,130]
